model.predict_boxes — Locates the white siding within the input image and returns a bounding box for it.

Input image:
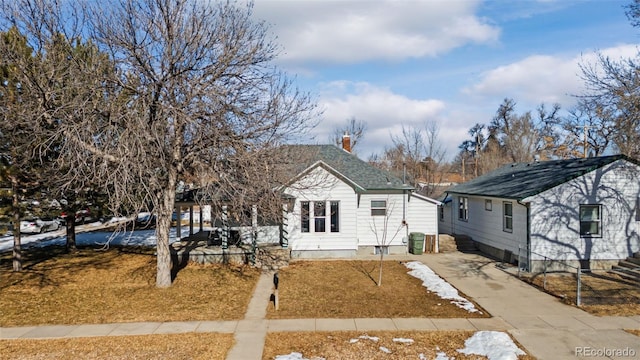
[407,194,439,236]
[284,167,358,251]
[448,195,528,256]
[356,193,408,247]
[526,160,640,262]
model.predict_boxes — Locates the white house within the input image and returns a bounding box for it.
[278,138,441,258]
[442,155,640,271]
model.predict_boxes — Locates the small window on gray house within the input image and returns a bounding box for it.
[503,202,513,232]
[458,196,468,221]
[371,200,387,216]
[580,205,602,237]
[485,199,492,211]
[439,206,444,221]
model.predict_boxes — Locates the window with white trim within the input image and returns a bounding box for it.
[330,201,340,232]
[503,202,513,232]
[485,199,492,211]
[300,201,340,233]
[371,200,387,216]
[314,201,326,232]
[301,201,310,233]
[580,204,602,237]
[458,196,468,221]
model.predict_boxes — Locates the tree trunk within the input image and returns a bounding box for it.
[378,251,384,287]
[12,180,22,271]
[66,216,76,253]
[155,185,177,288]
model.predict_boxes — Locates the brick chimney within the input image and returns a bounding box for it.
[342,133,351,153]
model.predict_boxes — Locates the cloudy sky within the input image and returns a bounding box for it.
[252,0,639,161]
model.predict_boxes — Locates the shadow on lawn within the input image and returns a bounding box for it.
[0,245,154,290]
[350,261,380,286]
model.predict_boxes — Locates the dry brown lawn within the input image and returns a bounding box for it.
[0,246,260,326]
[263,331,535,360]
[266,260,489,319]
[521,271,640,316]
[1,333,233,359]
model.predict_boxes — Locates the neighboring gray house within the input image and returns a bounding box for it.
[441,155,640,271]
[280,141,441,258]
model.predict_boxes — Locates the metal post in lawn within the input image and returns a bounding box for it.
[517,246,521,278]
[250,205,257,265]
[543,256,548,290]
[273,273,279,311]
[576,267,582,306]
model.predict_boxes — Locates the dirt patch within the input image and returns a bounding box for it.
[0,333,233,359]
[0,246,260,326]
[265,260,489,319]
[263,330,535,360]
[519,271,640,316]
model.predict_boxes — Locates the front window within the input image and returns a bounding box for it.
[503,202,513,232]
[458,197,468,221]
[300,200,340,233]
[314,201,326,232]
[330,201,340,232]
[371,200,387,216]
[580,205,601,237]
[301,201,310,233]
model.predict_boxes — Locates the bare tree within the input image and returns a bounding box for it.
[376,122,447,197]
[4,0,318,287]
[331,117,367,151]
[369,197,404,287]
[577,53,640,158]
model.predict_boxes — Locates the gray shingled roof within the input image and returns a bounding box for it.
[446,154,637,200]
[282,144,411,191]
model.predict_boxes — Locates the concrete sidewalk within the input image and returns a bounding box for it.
[2,251,640,360]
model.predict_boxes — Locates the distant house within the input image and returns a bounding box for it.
[279,136,441,258]
[441,155,640,271]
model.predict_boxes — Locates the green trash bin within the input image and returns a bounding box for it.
[409,232,424,255]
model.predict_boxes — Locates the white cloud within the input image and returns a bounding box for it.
[253,0,500,64]
[463,44,640,108]
[311,81,446,156]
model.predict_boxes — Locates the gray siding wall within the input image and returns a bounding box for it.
[448,195,528,257]
[526,160,640,263]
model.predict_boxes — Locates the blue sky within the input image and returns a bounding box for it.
[252,0,639,161]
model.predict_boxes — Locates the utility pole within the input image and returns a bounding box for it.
[577,125,592,158]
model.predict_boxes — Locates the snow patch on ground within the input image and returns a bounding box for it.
[0,223,190,253]
[392,338,414,344]
[274,352,325,360]
[458,331,526,360]
[404,261,479,313]
[277,331,525,360]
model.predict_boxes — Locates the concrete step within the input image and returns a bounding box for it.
[626,256,640,266]
[609,269,640,283]
[618,260,640,269]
